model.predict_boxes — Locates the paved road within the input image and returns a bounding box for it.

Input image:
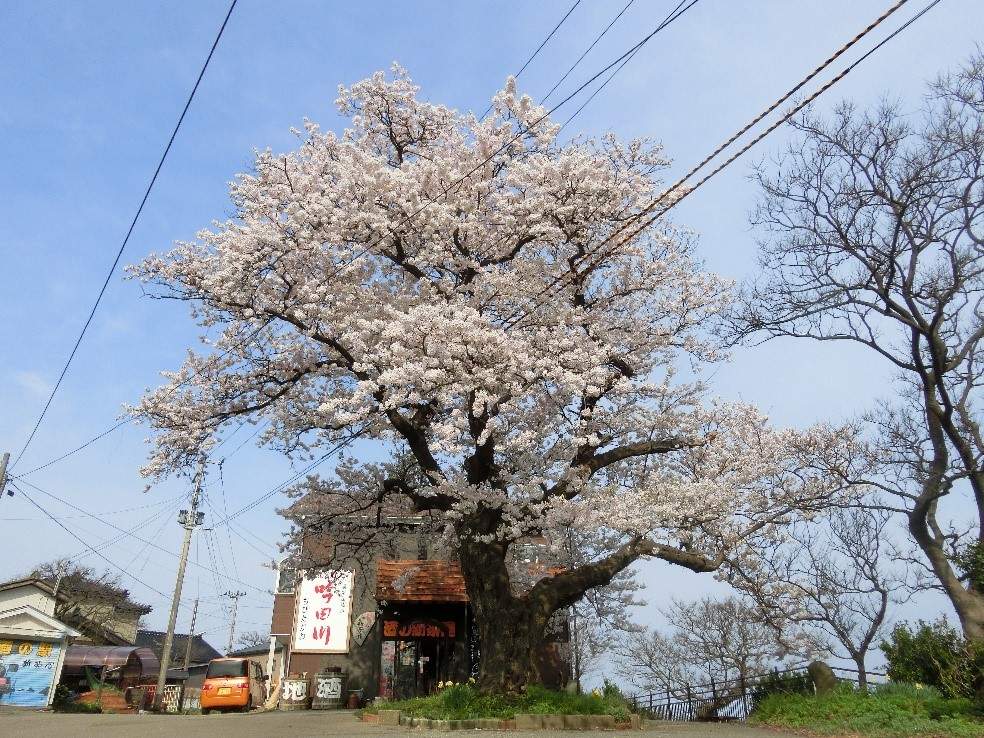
[0,709,807,738]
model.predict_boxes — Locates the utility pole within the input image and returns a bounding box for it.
[0,452,10,501]
[182,598,199,670]
[224,590,247,655]
[153,457,206,711]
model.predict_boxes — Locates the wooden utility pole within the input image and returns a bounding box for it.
[183,598,199,670]
[153,457,206,711]
[224,590,246,655]
[0,452,10,500]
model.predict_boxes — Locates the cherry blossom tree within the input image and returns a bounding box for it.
[128,66,858,694]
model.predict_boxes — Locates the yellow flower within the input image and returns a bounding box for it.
[916,683,923,690]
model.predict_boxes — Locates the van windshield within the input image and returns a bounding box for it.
[206,660,248,678]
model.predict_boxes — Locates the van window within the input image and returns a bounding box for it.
[206,659,248,679]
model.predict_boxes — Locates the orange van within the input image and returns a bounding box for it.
[200,657,267,714]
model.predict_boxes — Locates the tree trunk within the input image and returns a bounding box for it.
[853,655,868,693]
[472,592,547,694]
[908,508,984,642]
[457,537,550,694]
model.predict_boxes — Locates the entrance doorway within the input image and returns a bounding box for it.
[381,618,457,700]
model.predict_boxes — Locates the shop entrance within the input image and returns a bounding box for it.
[394,638,446,699]
[380,617,458,700]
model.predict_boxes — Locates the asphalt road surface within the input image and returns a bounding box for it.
[0,709,809,738]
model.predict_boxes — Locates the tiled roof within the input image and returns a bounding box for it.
[135,630,223,665]
[376,560,469,603]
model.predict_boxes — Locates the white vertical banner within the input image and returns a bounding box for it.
[292,570,354,653]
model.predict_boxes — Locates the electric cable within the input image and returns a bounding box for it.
[14,476,264,593]
[10,4,936,621]
[11,0,238,470]
[666,0,938,210]
[208,431,361,529]
[514,0,582,79]
[502,0,921,329]
[16,421,131,476]
[560,0,695,129]
[211,466,239,580]
[481,0,583,118]
[15,321,270,479]
[12,1,920,496]
[11,483,171,599]
[540,0,636,106]
[560,0,698,130]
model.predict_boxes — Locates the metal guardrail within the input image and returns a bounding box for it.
[628,665,884,722]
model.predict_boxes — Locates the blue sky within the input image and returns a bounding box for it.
[1,1,979,662]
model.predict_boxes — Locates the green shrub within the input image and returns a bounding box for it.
[363,682,634,721]
[438,682,475,712]
[751,686,984,737]
[881,619,984,699]
[51,683,102,713]
[875,681,943,700]
[750,669,814,707]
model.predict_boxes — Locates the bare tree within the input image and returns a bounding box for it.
[27,558,151,644]
[236,630,270,650]
[731,504,909,689]
[615,596,794,713]
[736,51,984,641]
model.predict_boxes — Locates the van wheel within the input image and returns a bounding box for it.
[202,709,211,715]
[243,695,253,713]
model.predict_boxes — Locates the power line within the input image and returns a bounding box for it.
[14,2,922,496]
[514,0,582,79]
[12,475,264,593]
[481,0,583,119]
[11,483,171,599]
[208,432,362,529]
[503,0,921,328]
[11,0,238,470]
[540,0,636,106]
[560,0,696,129]
[15,321,272,480]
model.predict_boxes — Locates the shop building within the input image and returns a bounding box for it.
[267,517,568,704]
[0,579,80,708]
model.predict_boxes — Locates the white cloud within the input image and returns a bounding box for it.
[13,371,52,397]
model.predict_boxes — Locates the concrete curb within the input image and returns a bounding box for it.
[363,710,642,730]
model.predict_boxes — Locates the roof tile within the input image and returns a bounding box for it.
[376,560,468,603]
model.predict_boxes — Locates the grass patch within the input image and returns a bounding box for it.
[750,682,984,738]
[361,682,633,722]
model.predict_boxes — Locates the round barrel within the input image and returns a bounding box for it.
[279,678,311,710]
[311,672,347,709]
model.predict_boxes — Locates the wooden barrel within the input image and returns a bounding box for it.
[311,673,346,709]
[279,678,311,710]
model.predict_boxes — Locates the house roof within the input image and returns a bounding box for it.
[135,630,223,666]
[0,577,59,599]
[0,604,81,639]
[376,560,469,603]
[227,642,282,658]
